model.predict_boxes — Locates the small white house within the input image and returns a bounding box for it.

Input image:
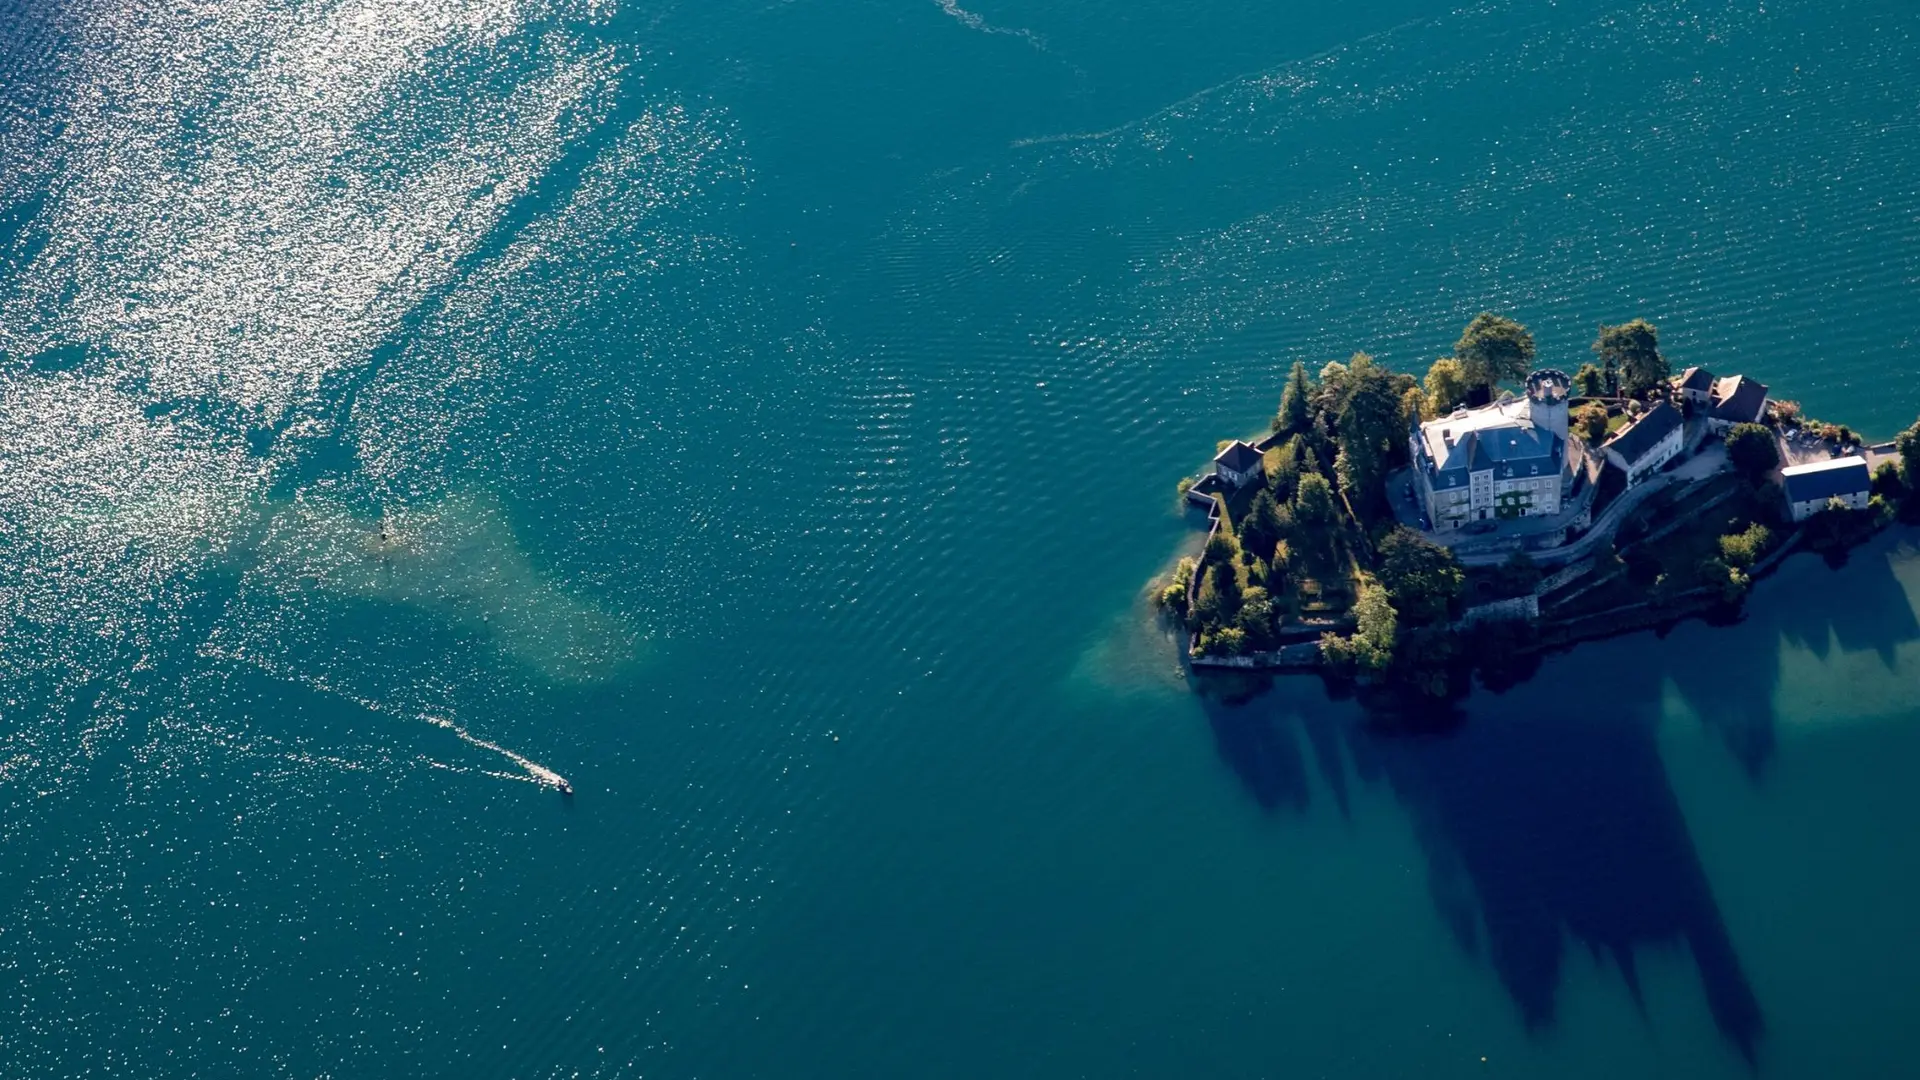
[1781,456,1873,522]
[1600,401,1685,487]
[1213,440,1264,489]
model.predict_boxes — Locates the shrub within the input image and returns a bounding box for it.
[1872,461,1905,501]
[1717,523,1771,570]
[1237,590,1278,651]
[1573,402,1610,444]
[1319,575,1396,674]
[1697,556,1748,603]
[1156,556,1199,620]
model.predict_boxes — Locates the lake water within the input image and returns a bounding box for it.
[3,0,1920,1075]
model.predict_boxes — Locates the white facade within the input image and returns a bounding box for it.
[1602,415,1685,487]
[1409,374,1577,531]
[1213,441,1263,488]
[1782,457,1873,522]
[1674,367,1715,407]
[1788,489,1870,522]
[1216,462,1256,487]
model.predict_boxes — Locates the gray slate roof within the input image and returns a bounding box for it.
[1710,375,1769,424]
[1676,366,1715,392]
[1601,401,1682,465]
[1415,397,1562,491]
[1782,456,1871,504]
[1214,440,1263,473]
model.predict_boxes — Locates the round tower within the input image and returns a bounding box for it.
[1525,369,1571,442]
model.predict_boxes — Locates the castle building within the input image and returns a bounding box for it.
[1409,370,1580,530]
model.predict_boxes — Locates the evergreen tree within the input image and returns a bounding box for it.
[1193,561,1243,629]
[1273,360,1314,436]
[1293,471,1337,530]
[1264,436,1302,504]
[1334,352,1404,506]
[1239,489,1284,563]
[1204,517,1239,568]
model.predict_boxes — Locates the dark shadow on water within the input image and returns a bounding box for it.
[1196,672,1311,816]
[1769,536,1920,667]
[1193,529,1920,1067]
[1345,683,1763,1066]
[1667,531,1920,778]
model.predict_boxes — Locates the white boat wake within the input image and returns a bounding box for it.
[204,652,573,793]
[421,714,571,791]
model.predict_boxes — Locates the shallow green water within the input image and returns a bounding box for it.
[2,0,1919,1075]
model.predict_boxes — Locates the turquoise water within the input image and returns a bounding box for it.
[3,0,1920,1075]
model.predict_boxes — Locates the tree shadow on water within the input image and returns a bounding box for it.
[1193,530,1920,1066]
[1195,671,1312,816]
[1666,529,1920,778]
[1199,666,1764,1065]
[1347,685,1762,1066]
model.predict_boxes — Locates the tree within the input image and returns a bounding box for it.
[1725,422,1780,479]
[1264,436,1303,504]
[1293,471,1337,530]
[1375,527,1464,627]
[1238,489,1284,563]
[1273,360,1313,436]
[1572,362,1606,398]
[1192,560,1243,630]
[1572,402,1610,444]
[1401,385,1429,430]
[1423,357,1470,417]
[1156,556,1199,620]
[1318,359,1352,401]
[1698,556,1748,604]
[1321,575,1396,674]
[1453,313,1536,395]
[1872,461,1904,501]
[1335,353,1405,505]
[1593,319,1668,398]
[1896,417,1920,483]
[1237,588,1277,651]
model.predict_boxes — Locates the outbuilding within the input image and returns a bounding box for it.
[1600,400,1685,487]
[1781,456,1872,522]
[1707,375,1770,432]
[1674,366,1715,407]
[1213,440,1264,489]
